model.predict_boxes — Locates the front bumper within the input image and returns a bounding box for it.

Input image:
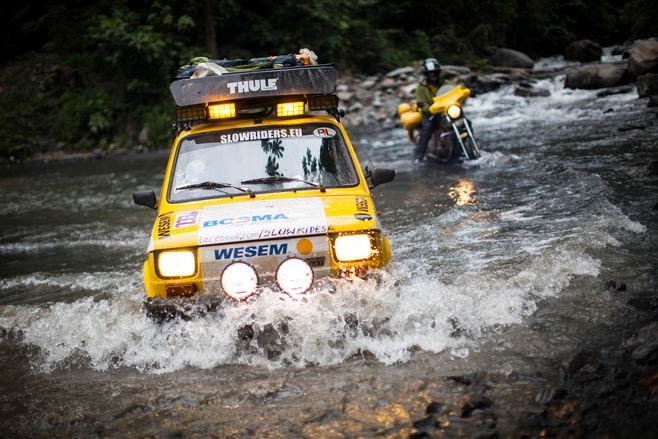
[143,231,390,300]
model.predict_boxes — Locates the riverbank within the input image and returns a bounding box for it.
[409,286,658,438]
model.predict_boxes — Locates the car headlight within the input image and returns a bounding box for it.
[334,234,373,261]
[276,258,314,296]
[221,262,258,300]
[157,250,196,277]
[447,104,462,119]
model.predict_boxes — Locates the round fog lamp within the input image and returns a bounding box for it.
[221,262,258,300]
[447,104,462,119]
[276,258,314,296]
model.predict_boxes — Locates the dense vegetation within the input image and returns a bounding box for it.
[1,0,656,160]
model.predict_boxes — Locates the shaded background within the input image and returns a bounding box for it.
[1,0,657,160]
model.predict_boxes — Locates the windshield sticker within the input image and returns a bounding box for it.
[219,128,303,144]
[313,127,336,138]
[197,198,328,245]
[173,210,199,229]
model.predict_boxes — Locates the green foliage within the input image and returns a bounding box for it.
[49,88,110,143]
[0,54,56,159]
[621,0,658,38]
[0,0,653,160]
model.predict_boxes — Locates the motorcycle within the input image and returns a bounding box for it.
[398,84,481,163]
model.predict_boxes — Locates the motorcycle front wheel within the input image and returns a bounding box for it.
[461,136,481,160]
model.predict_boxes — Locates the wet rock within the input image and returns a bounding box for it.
[596,85,634,97]
[385,66,415,78]
[623,321,658,362]
[565,39,603,62]
[360,76,379,89]
[442,65,472,77]
[237,324,255,340]
[399,83,417,97]
[648,95,658,107]
[565,63,631,89]
[425,401,443,414]
[606,280,627,291]
[142,296,225,323]
[336,91,354,103]
[447,317,471,337]
[409,431,432,439]
[636,73,658,98]
[489,67,532,83]
[618,123,647,132]
[627,38,658,77]
[412,397,497,438]
[443,373,477,386]
[412,415,436,429]
[463,74,507,95]
[460,395,493,417]
[558,350,602,378]
[490,48,534,69]
[255,323,286,360]
[514,84,551,97]
[611,45,628,56]
[646,160,658,175]
[534,387,567,405]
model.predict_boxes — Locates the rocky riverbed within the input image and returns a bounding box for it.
[338,38,658,134]
[409,289,658,438]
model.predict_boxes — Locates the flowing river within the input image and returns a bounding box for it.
[1,55,657,437]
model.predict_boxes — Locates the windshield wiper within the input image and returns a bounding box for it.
[240,176,325,192]
[176,181,255,198]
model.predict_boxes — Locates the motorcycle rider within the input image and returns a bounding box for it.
[414,58,450,162]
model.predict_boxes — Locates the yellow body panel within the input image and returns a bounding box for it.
[428,85,471,115]
[141,114,391,299]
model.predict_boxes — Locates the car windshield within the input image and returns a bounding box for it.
[168,123,359,202]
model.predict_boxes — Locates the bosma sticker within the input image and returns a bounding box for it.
[197,198,328,245]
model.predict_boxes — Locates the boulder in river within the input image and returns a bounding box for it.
[627,38,658,77]
[514,83,551,97]
[564,63,631,89]
[565,39,603,62]
[636,72,658,98]
[490,48,534,69]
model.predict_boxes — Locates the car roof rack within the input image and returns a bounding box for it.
[170,64,339,107]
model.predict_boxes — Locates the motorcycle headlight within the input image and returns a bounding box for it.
[447,104,462,119]
[157,250,196,277]
[334,234,373,261]
[276,258,314,296]
[221,262,258,300]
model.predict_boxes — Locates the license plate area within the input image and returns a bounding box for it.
[198,236,330,292]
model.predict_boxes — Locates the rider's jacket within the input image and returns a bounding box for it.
[416,78,450,115]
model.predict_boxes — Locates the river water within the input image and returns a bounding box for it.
[1,55,657,437]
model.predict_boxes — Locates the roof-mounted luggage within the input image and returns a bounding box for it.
[170,64,339,107]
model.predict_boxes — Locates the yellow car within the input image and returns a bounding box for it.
[133,63,395,316]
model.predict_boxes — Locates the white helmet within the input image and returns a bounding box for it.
[422,58,441,75]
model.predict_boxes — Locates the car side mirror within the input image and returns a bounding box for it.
[133,190,157,209]
[370,168,395,187]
